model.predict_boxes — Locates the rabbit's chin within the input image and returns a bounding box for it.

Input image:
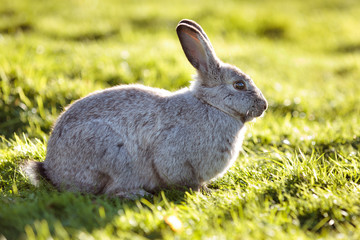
[240,115,253,123]
[241,111,266,123]
[242,116,255,123]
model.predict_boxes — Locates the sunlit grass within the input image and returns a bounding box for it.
[0,0,359,239]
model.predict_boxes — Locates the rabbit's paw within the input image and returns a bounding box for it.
[116,189,152,200]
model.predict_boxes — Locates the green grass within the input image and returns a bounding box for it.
[1,0,360,239]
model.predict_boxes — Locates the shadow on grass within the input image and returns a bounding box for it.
[336,43,360,54]
[56,29,119,42]
[0,183,190,239]
[0,21,33,34]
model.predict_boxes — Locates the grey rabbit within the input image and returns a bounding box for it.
[24,19,267,198]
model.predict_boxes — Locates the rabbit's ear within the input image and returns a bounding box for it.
[176,21,219,74]
[178,19,213,49]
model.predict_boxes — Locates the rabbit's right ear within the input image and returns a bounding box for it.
[176,20,220,74]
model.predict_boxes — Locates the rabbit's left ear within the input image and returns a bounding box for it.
[176,20,219,74]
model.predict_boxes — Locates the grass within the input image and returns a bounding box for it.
[0,0,360,239]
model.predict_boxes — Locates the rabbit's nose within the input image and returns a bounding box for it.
[263,101,268,111]
[258,98,268,112]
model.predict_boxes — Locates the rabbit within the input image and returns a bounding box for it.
[24,19,267,199]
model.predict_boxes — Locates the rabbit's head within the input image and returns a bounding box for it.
[177,20,267,123]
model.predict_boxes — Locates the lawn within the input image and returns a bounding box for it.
[0,0,360,239]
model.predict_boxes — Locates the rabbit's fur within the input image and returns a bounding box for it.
[24,19,267,198]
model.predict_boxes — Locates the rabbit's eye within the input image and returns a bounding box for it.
[233,81,246,91]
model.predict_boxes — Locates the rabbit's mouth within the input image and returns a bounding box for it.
[240,113,254,123]
[241,109,265,123]
[224,105,254,123]
[236,110,254,123]
[213,103,263,123]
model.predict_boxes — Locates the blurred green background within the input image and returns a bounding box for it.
[0,0,360,239]
[0,0,359,140]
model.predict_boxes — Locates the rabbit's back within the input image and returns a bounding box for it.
[44,85,171,192]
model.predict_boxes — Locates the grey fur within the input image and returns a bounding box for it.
[24,19,267,198]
